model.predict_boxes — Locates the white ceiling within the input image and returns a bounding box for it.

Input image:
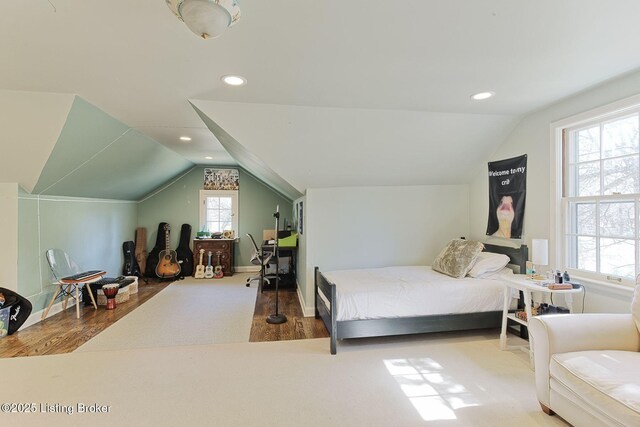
[3,1,640,191]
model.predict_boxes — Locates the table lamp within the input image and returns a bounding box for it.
[531,238,549,278]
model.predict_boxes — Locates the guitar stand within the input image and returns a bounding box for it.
[266,207,287,325]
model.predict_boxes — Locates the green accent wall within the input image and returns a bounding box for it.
[33,96,193,201]
[137,167,293,267]
[18,188,138,312]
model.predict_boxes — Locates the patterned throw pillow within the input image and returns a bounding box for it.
[432,239,484,279]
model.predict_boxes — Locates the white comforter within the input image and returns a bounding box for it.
[323,266,512,321]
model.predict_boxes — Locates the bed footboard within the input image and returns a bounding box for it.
[315,267,337,354]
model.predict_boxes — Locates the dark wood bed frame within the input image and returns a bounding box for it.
[314,243,528,354]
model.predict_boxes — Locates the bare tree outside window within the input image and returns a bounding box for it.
[565,113,640,280]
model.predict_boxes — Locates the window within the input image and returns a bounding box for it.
[561,107,640,283]
[199,190,238,234]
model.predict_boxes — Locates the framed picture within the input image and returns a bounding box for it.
[298,201,303,235]
[204,168,239,190]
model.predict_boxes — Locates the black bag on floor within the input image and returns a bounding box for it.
[0,287,33,335]
[146,222,168,278]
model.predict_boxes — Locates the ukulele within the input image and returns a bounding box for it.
[194,249,205,279]
[204,251,214,279]
[155,224,181,279]
[213,251,224,279]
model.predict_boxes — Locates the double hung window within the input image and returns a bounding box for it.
[199,190,238,234]
[562,109,640,283]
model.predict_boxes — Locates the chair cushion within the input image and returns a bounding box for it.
[551,350,640,425]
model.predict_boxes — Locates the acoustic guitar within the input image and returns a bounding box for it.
[213,251,224,279]
[204,251,214,279]
[194,249,205,279]
[155,224,181,279]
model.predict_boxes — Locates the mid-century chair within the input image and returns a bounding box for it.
[42,249,102,320]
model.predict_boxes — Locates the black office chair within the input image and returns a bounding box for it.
[246,233,275,288]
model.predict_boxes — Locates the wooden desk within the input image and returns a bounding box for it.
[192,238,235,276]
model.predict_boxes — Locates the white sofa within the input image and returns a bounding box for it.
[529,288,640,426]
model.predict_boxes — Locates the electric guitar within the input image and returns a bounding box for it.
[204,251,214,279]
[155,224,181,279]
[175,224,194,277]
[122,240,140,277]
[194,249,205,279]
[213,251,224,279]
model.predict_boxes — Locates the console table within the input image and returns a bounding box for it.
[192,239,235,277]
[500,274,584,367]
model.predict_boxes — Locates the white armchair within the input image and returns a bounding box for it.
[529,290,640,426]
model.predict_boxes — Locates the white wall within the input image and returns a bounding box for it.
[468,69,640,313]
[0,90,74,192]
[300,185,469,314]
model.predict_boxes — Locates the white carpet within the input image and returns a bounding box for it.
[75,275,257,352]
[0,332,568,426]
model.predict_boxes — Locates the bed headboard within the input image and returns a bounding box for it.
[483,243,528,274]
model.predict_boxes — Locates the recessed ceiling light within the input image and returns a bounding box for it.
[205,156,213,160]
[179,136,192,141]
[471,91,495,101]
[221,75,247,86]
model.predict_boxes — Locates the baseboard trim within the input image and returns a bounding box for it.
[23,298,81,329]
[234,266,261,273]
[297,285,315,317]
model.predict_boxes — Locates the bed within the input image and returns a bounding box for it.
[314,243,528,354]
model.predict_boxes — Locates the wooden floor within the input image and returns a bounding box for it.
[0,278,327,358]
[0,279,171,358]
[249,287,329,342]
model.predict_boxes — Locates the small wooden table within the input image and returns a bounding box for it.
[500,274,584,367]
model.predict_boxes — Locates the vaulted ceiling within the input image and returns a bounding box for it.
[3,1,640,199]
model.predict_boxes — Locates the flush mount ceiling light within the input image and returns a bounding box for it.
[205,156,213,160]
[166,0,241,40]
[179,136,192,141]
[471,91,495,101]
[221,75,247,86]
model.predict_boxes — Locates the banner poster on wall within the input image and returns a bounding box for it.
[485,154,527,239]
[204,168,239,190]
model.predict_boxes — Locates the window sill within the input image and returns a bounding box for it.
[570,274,635,297]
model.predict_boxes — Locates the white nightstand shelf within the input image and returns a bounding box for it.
[500,274,584,367]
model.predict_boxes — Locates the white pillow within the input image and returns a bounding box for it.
[467,252,510,278]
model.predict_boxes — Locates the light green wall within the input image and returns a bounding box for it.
[137,167,293,267]
[33,96,193,201]
[18,189,138,312]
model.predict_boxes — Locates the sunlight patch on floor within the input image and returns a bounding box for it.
[384,357,480,421]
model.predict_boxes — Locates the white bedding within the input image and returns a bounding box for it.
[322,266,513,321]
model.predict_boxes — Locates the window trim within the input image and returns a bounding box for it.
[199,189,239,235]
[551,93,640,288]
